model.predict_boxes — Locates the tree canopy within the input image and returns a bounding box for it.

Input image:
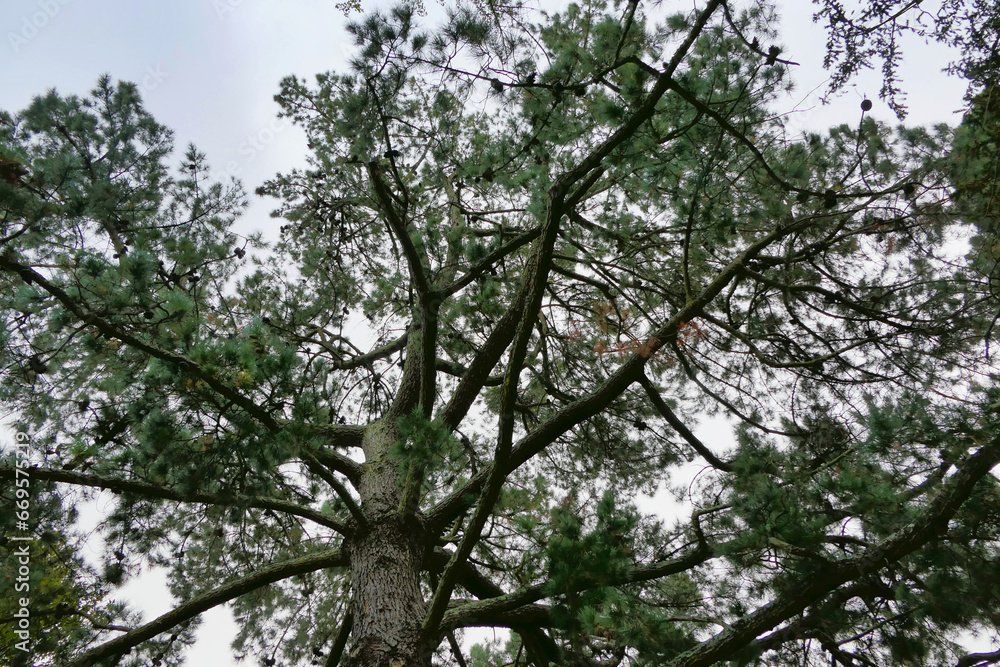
[2,1,999,666]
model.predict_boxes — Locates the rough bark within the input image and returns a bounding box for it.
[347,422,434,666]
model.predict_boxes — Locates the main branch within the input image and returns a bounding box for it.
[72,548,347,666]
[0,466,352,535]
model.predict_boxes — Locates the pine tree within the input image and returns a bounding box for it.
[2,3,999,666]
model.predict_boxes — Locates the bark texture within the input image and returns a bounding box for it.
[348,422,433,667]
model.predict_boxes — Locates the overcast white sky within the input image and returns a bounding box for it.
[0,0,978,665]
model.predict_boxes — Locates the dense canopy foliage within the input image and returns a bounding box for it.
[2,1,999,666]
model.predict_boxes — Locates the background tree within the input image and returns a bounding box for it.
[1,2,999,666]
[950,80,1000,313]
[0,470,177,667]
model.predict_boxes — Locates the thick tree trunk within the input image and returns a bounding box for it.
[347,422,434,667]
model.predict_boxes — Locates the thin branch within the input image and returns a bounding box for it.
[324,605,353,667]
[446,631,469,667]
[0,256,280,432]
[666,436,1000,667]
[367,162,430,296]
[612,0,640,64]
[367,160,438,420]
[638,373,733,472]
[862,0,924,35]
[436,226,541,298]
[328,333,408,371]
[302,454,367,528]
[436,285,529,431]
[306,447,363,486]
[435,358,503,386]
[958,649,1000,667]
[555,0,725,195]
[720,0,800,66]
[72,548,346,666]
[0,466,351,535]
[441,539,712,631]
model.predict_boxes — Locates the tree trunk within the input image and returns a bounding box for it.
[347,422,433,666]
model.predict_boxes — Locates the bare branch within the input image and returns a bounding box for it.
[638,373,733,472]
[72,548,346,666]
[0,466,352,535]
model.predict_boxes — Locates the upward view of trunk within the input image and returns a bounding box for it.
[347,516,431,666]
[347,423,433,667]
